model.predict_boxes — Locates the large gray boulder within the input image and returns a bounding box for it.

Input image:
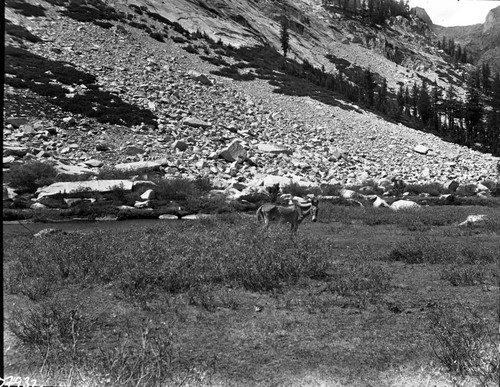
[36,180,156,199]
[220,140,247,162]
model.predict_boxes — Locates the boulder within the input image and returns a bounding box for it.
[3,146,30,157]
[372,196,390,208]
[134,200,151,208]
[36,180,156,199]
[475,183,490,193]
[173,140,188,151]
[220,140,247,162]
[3,156,16,166]
[183,117,212,128]
[256,143,293,155]
[340,189,365,200]
[30,202,47,210]
[458,214,487,227]
[140,189,155,200]
[187,70,213,86]
[34,228,67,237]
[54,162,98,178]
[159,214,179,220]
[114,161,162,172]
[123,146,146,156]
[390,200,421,211]
[413,144,429,155]
[262,175,292,188]
[83,159,104,168]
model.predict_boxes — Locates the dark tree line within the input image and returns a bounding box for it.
[394,69,500,155]
[438,37,469,64]
[323,0,411,23]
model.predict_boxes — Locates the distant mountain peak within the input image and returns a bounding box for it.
[483,5,500,33]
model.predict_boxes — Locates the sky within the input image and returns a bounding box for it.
[407,0,500,26]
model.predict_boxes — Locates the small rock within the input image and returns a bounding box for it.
[173,140,188,151]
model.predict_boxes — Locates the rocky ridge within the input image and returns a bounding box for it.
[433,5,500,74]
[3,0,500,203]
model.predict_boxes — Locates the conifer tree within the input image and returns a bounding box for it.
[465,73,483,145]
[411,82,419,117]
[363,68,376,107]
[280,16,290,58]
[431,86,442,133]
[417,81,432,126]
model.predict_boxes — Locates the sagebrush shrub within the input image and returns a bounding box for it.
[8,160,58,193]
[428,304,499,384]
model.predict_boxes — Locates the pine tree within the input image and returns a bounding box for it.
[486,72,500,155]
[417,81,432,126]
[396,84,405,118]
[377,78,388,113]
[465,73,483,146]
[482,63,491,90]
[431,86,442,133]
[363,68,376,107]
[444,85,457,140]
[411,82,419,118]
[280,16,290,58]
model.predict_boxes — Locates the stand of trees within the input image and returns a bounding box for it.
[438,37,469,64]
[283,57,499,155]
[394,68,500,155]
[322,0,411,23]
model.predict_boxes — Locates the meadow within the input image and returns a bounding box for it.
[3,202,499,386]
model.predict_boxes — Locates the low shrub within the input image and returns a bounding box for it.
[326,257,391,306]
[182,44,198,54]
[8,161,58,194]
[440,265,487,286]
[8,300,91,362]
[4,221,332,299]
[405,182,444,197]
[428,304,499,384]
[456,184,477,197]
[281,182,321,198]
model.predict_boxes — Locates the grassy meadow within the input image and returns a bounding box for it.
[3,202,500,386]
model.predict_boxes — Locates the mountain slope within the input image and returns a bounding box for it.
[3,0,499,187]
[433,5,500,74]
